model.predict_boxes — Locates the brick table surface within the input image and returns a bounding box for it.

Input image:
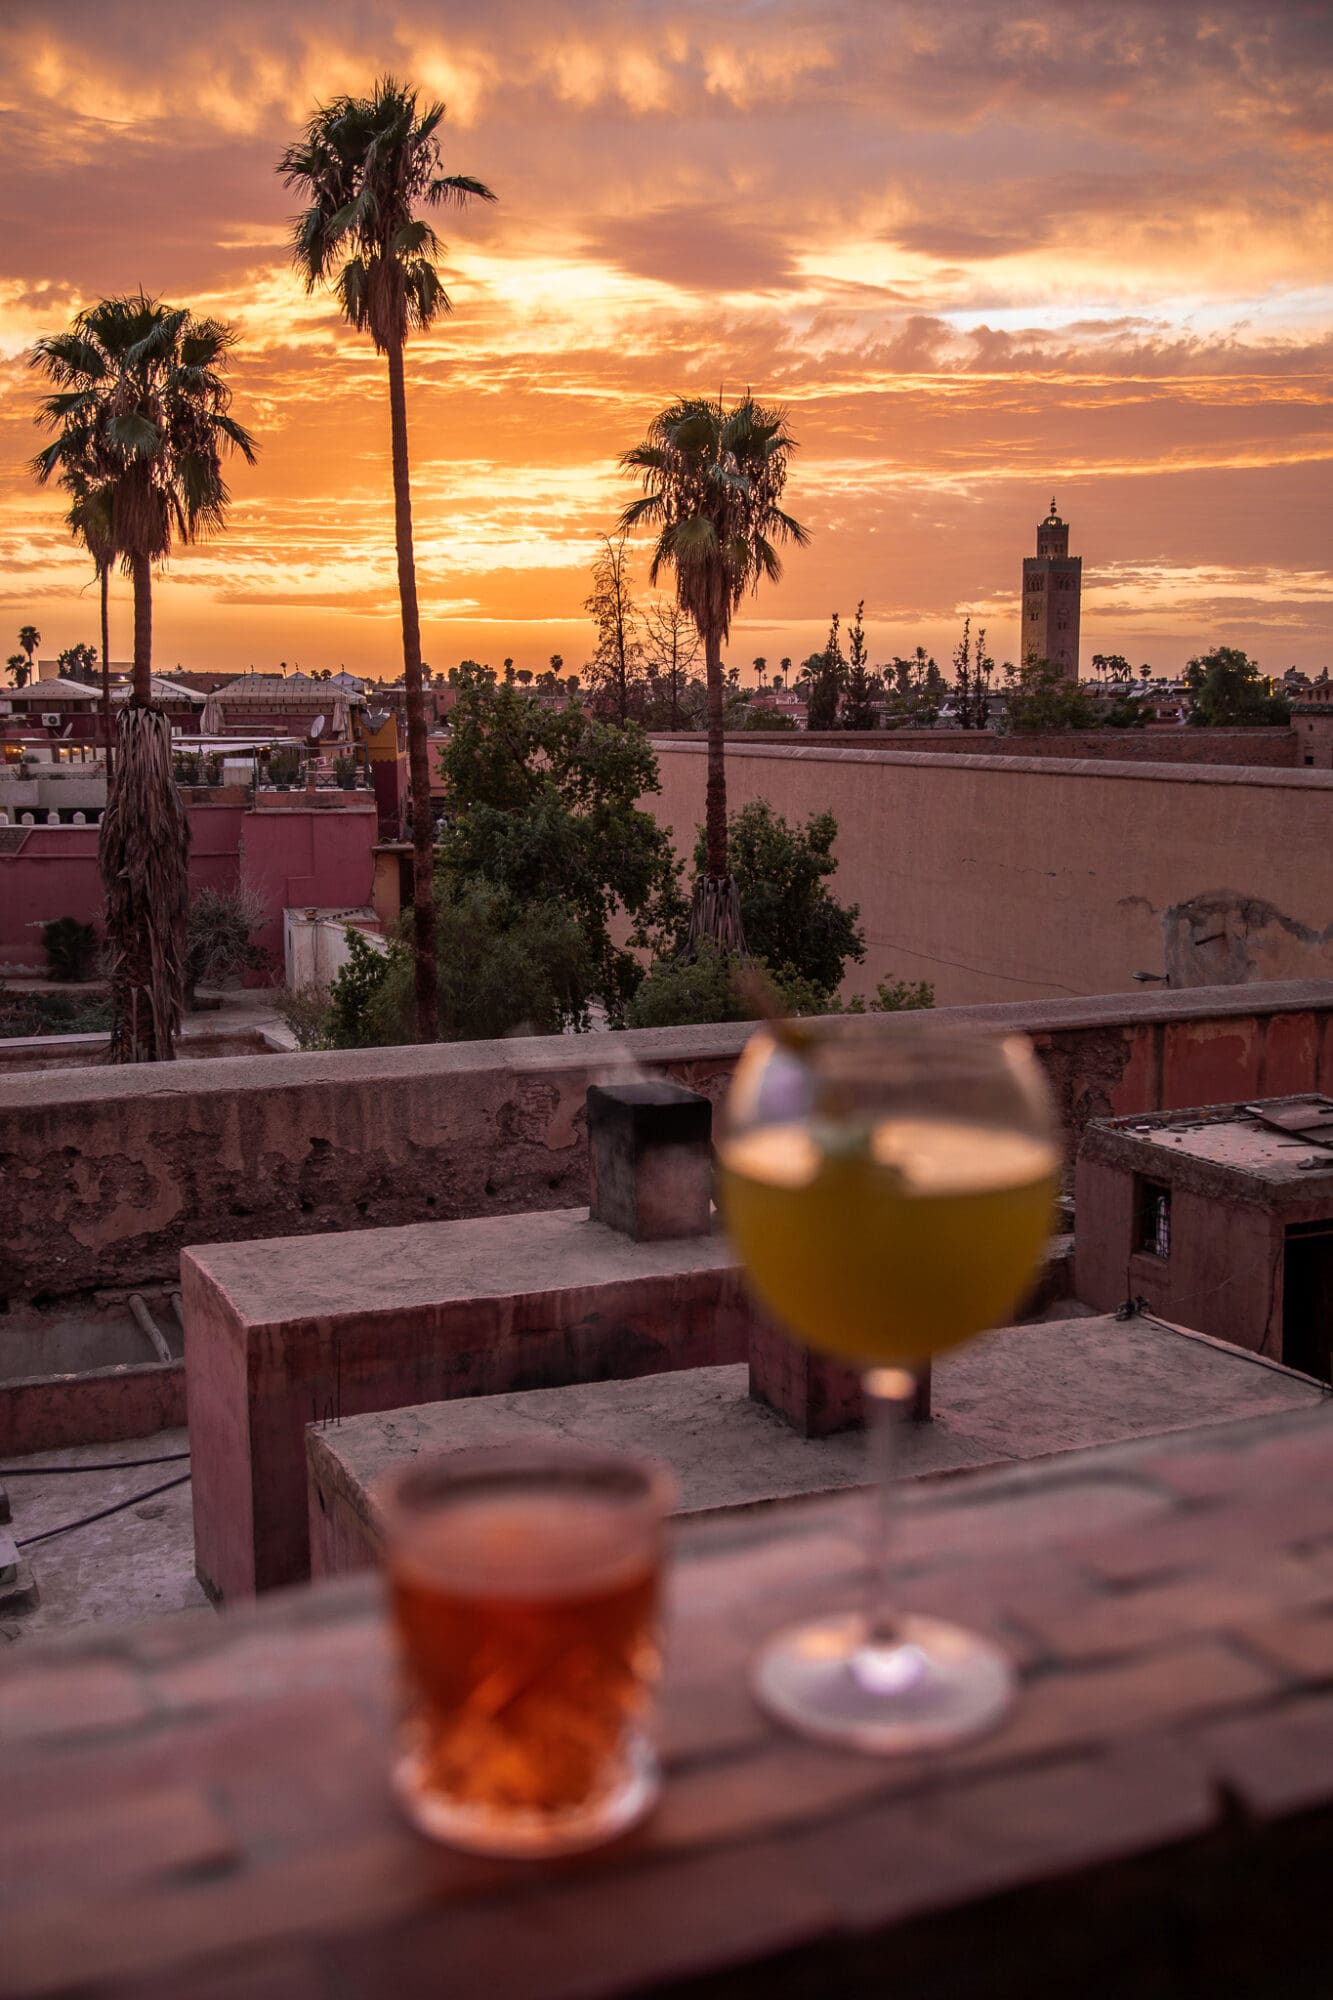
[6,1405,1333,1999]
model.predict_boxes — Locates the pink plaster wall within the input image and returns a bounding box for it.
[645,742,1333,1006]
[0,801,374,974]
[238,803,377,975]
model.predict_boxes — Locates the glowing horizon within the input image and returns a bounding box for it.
[1,1,1329,680]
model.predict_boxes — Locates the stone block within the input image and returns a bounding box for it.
[587,1081,713,1240]
[182,1207,757,1602]
[748,1319,932,1436]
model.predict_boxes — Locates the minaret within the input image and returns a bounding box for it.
[1021,497,1082,679]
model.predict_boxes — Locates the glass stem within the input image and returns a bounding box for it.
[862,1365,916,1648]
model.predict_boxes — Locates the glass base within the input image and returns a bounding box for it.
[753,1612,1014,1753]
[392,1736,660,1857]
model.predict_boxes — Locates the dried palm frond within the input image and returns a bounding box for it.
[98,705,190,1062]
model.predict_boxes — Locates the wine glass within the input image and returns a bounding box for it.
[718,1019,1059,1752]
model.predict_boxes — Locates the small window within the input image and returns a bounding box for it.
[1138,1179,1171,1258]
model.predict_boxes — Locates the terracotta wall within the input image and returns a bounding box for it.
[647,742,1333,1005]
[2,981,1329,1306]
[0,801,374,974]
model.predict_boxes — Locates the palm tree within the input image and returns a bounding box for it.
[6,653,27,688]
[619,394,807,948]
[280,77,496,1044]
[18,625,40,681]
[31,294,256,1061]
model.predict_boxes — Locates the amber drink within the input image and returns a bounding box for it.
[382,1447,672,1856]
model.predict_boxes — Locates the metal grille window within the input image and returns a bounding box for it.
[1137,1179,1171,1258]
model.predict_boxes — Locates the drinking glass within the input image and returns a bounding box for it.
[381,1444,673,1855]
[719,1022,1058,1751]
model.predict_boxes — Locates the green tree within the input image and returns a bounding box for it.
[31,294,256,1062]
[437,669,684,1023]
[57,640,99,684]
[803,611,845,729]
[688,799,864,995]
[840,601,878,730]
[583,531,645,723]
[1002,656,1100,732]
[626,940,931,1029]
[316,890,594,1046]
[952,618,993,729]
[281,77,496,1044]
[1184,646,1290,726]
[883,647,944,728]
[619,392,808,951]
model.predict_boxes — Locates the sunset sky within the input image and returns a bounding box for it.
[1,1,1329,681]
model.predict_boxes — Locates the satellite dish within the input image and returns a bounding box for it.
[308,713,326,742]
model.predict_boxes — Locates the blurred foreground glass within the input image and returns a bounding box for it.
[720,1023,1058,1751]
[382,1446,673,1856]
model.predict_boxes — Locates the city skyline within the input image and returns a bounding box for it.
[1,1,1330,677]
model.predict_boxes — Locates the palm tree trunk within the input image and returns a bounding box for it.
[131,552,152,706]
[99,562,114,789]
[686,627,746,955]
[703,627,727,877]
[386,335,439,1044]
[100,554,190,1062]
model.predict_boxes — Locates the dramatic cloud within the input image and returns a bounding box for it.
[0,0,1329,674]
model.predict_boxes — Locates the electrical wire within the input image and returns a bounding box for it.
[15,1472,192,1548]
[0,1452,191,1477]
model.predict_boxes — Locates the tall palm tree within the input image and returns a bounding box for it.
[620,394,807,949]
[31,295,256,1061]
[18,626,40,680]
[280,77,496,1043]
[5,653,27,689]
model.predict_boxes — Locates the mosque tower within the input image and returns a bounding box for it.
[1021,498,1082,679]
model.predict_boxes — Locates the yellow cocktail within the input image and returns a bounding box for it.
[720,1117,1058,1367]
[721,1023,1060,1754]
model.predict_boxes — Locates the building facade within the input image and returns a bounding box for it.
[1021,499,1082,679]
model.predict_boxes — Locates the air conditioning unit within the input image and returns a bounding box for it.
[41,712,62,728]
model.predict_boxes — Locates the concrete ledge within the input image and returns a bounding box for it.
[182,1207,761,1602]
[0,1359,185,1456]
[5,983,1331,1305]
[304,1311,1325,1581]
[652,736,1333,790]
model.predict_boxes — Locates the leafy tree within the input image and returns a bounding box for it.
[5,652,28,689]
[952,617,993,729]
[281,77,496,1044]
[752,655,767,687]
[57,640,99,684]
[583,531,645,723]
[840,601,878,730]
[737,705,798,731]
[803,611,845,729]
[31,294,255,1062]
[1091,652,1135,684]
[688,799,864,995]
[1001,656,1100,732]
[625,940,931,1029]
[515,667,532,686]
[184,885,269,1007]
[313,890,594,1046]
[619,392,808,952]
[1184,646,1290,726]
[437,669,684,1023]
[883,647,944,728]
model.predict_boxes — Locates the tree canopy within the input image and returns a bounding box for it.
[437,668,684,1023]
[1185,646,1290,726]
